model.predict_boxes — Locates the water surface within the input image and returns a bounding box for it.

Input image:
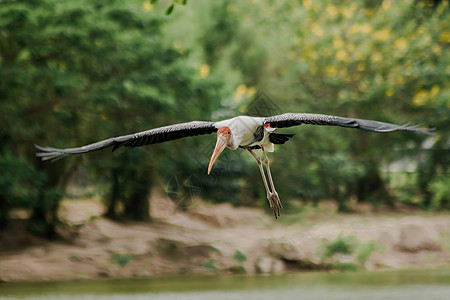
[1,268,449,300]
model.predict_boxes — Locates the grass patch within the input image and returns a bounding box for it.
[357,241,380,266]
[203,260,218,272]
[110,253,135,267]
[319,234,381,271]
[323,234,357,258]
[231,250,247,273]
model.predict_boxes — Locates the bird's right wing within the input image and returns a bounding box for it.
[264,113,435,135]
[35,121,217,161]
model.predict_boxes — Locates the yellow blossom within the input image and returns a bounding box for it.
[432,45,442,55]
[430,85,440,98]
[247,86,257,97]
[439,31,450,43]
[326,65,337,77]
[143,1,153,11]
[394,75,405,85]
[234,84,247,101]
[386,88,394,97]
[333,39,344,49]
[361,24,372,34]
[200,64,210,78]
[312,24,324,37]
[364,8,375,16]
[374,28,391,42]
[394,38,408,51]
[343,7,354,18]
[303,0,313,9]
[412,90,428,106]
[349,23,372,35]
[381,0,391,10]
[371,52,383,62]
[327,5,338,18]
[336,50,348,62]
[173,41,185,54]
[234,84,256,102]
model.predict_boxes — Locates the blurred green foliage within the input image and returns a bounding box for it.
[174,0,449,213]
[429,175,450,209]
[0,0,227,233]
[0,0,448,236]
[0,151,44,227]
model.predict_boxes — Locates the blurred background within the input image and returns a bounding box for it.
[0,0,449,241]
[1,1,450,298]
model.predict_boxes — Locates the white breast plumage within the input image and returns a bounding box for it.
[214,116,265,149]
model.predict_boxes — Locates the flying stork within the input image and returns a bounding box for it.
[36,113,434,218]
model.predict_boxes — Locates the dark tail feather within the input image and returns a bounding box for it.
[269,133,295,144]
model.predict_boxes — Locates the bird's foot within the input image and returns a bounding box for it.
[267,191,282,219]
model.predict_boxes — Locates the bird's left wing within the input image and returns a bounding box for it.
[36,121,217,161]
[264,113,435,135]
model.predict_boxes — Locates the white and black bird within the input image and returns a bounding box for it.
[36,113,434,218]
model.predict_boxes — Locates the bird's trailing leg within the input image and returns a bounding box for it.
[245,146,281,218]
[261,146,282,214]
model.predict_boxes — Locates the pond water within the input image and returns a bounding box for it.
[1,268,449,300]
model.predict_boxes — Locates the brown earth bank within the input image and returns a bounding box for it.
[0,192,449,282]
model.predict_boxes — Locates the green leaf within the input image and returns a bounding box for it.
[150,0,158,4]
[165,4,174,15]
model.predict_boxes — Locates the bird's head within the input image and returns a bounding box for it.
[208,126,231,174]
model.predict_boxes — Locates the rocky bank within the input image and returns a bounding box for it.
[0,193,449,282]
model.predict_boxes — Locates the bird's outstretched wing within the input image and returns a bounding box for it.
[36,121,217,161]
[264,113,435,135]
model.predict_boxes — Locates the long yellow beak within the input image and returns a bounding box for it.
[208,136,227,174]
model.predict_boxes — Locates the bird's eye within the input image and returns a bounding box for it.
[227,131,230,134]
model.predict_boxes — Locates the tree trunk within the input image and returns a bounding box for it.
[29,192,59,239]
[105,168,120,220]
[0,196,8,229]
[357,164,393,207]
[28,164,64,239]
[123,168,152,222]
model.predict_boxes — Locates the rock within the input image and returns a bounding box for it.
[255,256,285,274]
[262,240,326,271]
[156,238,219,262]
[267,241,303,261]
[398,223,442,252]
